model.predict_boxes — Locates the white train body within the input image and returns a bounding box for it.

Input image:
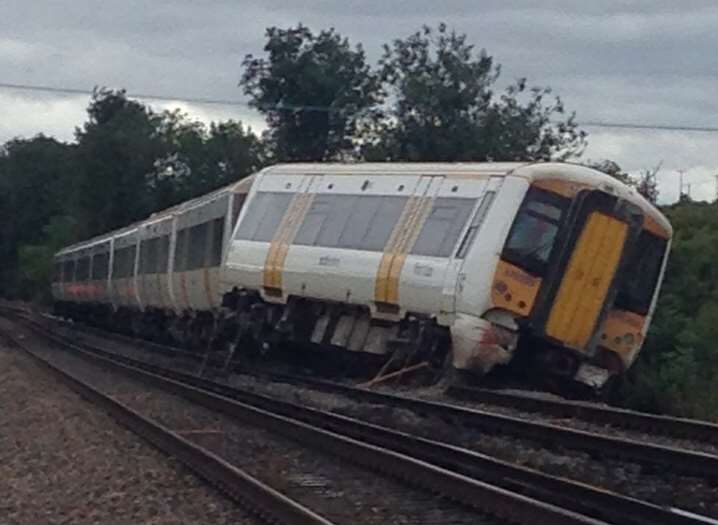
[52,162,672,389]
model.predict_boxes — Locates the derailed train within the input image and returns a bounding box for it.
[52,162,672,392]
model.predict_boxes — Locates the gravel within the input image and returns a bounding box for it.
[0,336,257,525]
[43,317,718,518]
[18,323,494,525]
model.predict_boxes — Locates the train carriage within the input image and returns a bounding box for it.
[221,162,671,390]
[51,162,672,393]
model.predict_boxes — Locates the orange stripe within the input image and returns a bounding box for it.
[375,196,418,302]
[385,197,433,304]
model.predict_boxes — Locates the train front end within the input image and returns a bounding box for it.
[456,164,671,391]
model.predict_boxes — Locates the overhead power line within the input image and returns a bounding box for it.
[577,120,718,133]
[0,81,247,107]
[2,80,718,133]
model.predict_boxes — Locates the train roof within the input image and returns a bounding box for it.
[260,162,671,236]
[55,162,671,258]
[56,176,255,257]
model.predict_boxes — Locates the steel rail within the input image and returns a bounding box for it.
[0,325,335,525]
[43,311,718,447]
[3,312,614,525]
[12,313,716,525]
[446,384,718,445]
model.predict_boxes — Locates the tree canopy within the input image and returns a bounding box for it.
[241,25,380,161]
[362,24,586,162]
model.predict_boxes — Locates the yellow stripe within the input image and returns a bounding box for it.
[375,196,418,303]
[263,192,316,292]
[273,193,315,289]
[385,197,433,304]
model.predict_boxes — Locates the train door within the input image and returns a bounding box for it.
[374,175,440,308]
[532,191,643,355]
[396,176,491,316]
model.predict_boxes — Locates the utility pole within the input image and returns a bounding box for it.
[678,169,686,199]
[715,174,718,202]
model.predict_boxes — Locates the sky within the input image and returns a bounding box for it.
[2,1,717,203]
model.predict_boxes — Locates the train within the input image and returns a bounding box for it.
[51,162,672,394]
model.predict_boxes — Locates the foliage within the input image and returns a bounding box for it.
[241,25,380,161]
[0,89,264,302]
[362,24,586,162]
[587,159,661,204]
[620,200,718,420]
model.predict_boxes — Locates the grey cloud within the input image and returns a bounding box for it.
[2,0,717,202]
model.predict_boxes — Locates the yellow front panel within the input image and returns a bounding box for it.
[546,212,628,351]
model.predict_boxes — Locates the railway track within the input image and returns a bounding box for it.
[4,309,717,525]
[0,324,331,525]
[1,311,617,525]
[446,384,718,446]
[38,312,718,473]
[41,311,718,450]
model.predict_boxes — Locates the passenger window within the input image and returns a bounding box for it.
[113,245,136,279]
[64,260,76,282]
[231,194,246,228]
[294,195,355,247]
[92,253,109,280]
[343,196,407,251]
[188,222,209,270]
[456,191,496,259]
[53,262,63,283]
[112,248,123,278]
[209,217,225,267]
[294,194,408,252]
[157,235,170,273]
[411,198,477,257]
[140,239,155,275]
[76,256,90,281]
[174,229,188,272]
[235,192,293,242]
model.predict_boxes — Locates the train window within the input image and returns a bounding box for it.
[502,188,568,276]
[174,229,187,272]
[614,231,667,315]
[294,194,408,252]
[91,253,109,280]
[157,235,170,273]
[235,192,293,242]
[64,260,76,282]
[113,245,136,279]
[76,256,91,281]
[295,194,355,247]
[112,248,123,278]
[209,217,225,267]
[456,191,496,259]
[53,262,63,283]
[411,198,476,257]
[231,194,246,228]
[343,196,407,251]
[143,237,164,274]
[187,222,209,270]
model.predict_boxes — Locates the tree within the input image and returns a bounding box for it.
[0,135,74,297]
[241,25,380,161]
[72,88,165,237]
[151,113,266,205]
[635,163,661,204]
[363,23,586,162]
[587,160,633,186]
